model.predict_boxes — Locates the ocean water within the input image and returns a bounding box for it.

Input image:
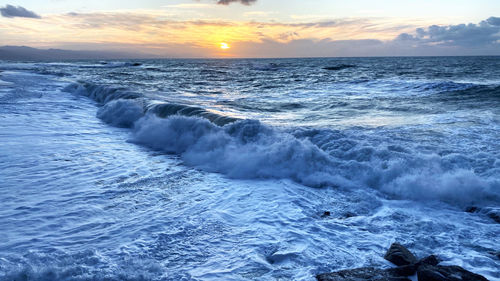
[0,57,499,280]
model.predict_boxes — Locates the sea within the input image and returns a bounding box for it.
[0,57,499,280]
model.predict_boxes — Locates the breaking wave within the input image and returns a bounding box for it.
[133,116,349,188]
[97,99,144,128]
[131,115,499,206]
[63,82,237,126]
[63,81,500,207]
[433,84,500,102]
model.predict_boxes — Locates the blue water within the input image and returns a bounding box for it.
[0,57,499,280]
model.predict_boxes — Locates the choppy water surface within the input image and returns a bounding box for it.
[1,57,499,280]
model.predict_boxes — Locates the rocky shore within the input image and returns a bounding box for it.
[316,243,489,281]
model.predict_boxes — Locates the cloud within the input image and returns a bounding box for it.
[487,16,500,26]
[0,4,41,19]
[395,18,500,47]
[216,0,257,5]
[231,38,386,58]
[2,8,499,57]
[227,17,500,58]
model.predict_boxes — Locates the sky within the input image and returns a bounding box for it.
[1,0,500,58]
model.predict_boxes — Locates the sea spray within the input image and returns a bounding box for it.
[60,66,500,207]
[129,114,500,206]
[132,115,348,188]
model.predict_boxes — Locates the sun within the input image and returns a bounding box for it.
[220,42,230,50]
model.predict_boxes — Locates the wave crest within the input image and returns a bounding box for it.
[63,81,500,207]
[63,82,238,126]
[97,99,144,128]
[132,115,347,188]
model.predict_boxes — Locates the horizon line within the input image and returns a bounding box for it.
[2,45,500,61]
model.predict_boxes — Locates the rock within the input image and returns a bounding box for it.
[317,245,487,281]
[319,211,356,219]
[417,265,488,281]
[481,207,500,223]
[316,267,410,281]
[386,264,417,276]
[417,255,440,267]
[321,211,331,217]
[417,266,447,281]
[465,206,479,213]
[384,243,418,266]
[487,212,500,223]
[465,206,500,223]
[385,255,439,277]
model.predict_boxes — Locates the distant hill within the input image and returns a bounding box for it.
[0,46,156,60]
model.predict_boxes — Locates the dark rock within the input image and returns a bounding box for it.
[132,63,142,66]
[316,267,410,281]
[317,245,487,281]
[417,255,440,267]
[323,64,356,71]
[386,264,417,276]
[385,254,439,277]
[481,207,500,223]
[487,212,500,223]
[321,211,331,217]
[384,243,418,266]
[417,266,447,281]
[465,206,479,213]
[417,265,488,281]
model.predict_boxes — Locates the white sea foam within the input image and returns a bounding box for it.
[132,115,349,188]
[61,80,500,207]
[2,59,500,281]
[131,114,500,207]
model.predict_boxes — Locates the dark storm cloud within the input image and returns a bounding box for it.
[216,0,257,5]
[0,4,41,19]
[395,18,500,47]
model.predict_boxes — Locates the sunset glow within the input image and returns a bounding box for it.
[0,1,499,57]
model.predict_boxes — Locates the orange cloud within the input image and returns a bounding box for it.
[0,10,438,57]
